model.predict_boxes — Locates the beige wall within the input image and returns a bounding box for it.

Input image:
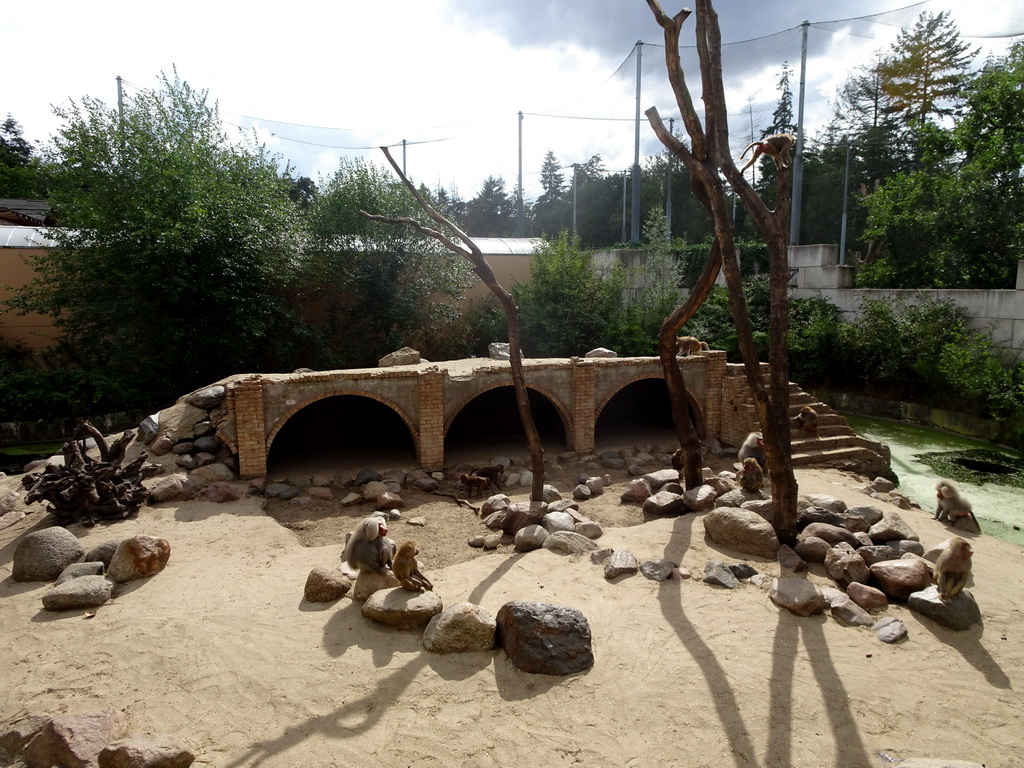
[463,252,535,303]
[0,248,57,351]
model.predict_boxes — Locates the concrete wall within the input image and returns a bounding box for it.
[0,242,58,351]
[790,245,1024,358]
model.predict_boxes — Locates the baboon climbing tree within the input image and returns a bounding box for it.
[360,148,546,502]
[645,0,799,542]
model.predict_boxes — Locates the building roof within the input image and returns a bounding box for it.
[472,237,542,255]
[0,199,53,227]
[0,226,56,248]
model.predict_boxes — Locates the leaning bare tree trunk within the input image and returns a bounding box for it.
[645,0,800,542]
[360,147,545,501]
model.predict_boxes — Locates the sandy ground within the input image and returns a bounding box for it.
[1,451,1022,768]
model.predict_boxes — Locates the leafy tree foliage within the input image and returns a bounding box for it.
[6,73,307,406]
[0,115,47,198]
[303,158,474,366]
[860,43,1024,288]
[464,175,516,236]
[879,11,977,128]
[514,231,625,356]
[532,150,570,237]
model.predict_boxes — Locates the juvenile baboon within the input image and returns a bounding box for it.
[792,405,818,434]
[342,516,396,573]
[460,473,491,498]
[671,448,685,479]
[472,464,505,490]
[737,431,766,469]
[738,457,764,492]
[676,335,710,356]
[934,480,982,533]
[392,540,433,592]
[934,536,973,602]
[739,133,797,173]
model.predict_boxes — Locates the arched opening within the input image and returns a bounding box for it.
[445,387,568,463]
[595,378,700,449]
[267,395,416,476]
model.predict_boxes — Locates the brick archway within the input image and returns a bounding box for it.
[595,373,705,439]
[265,389,419,459]
[444,382,573,441]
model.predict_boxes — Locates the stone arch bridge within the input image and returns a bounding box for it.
[212,351,884,477]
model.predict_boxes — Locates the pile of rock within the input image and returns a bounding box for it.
[12,527,172,612]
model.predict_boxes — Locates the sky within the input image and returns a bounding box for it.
[5,0,1022,203]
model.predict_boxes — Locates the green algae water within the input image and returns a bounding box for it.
[845,414,1024,548]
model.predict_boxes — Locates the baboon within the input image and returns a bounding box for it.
[792,405,818,434]
[342,516,396,573]
[935,480,982,533]
[472,464,505,490]
[676,335,710,356]
[738,457,764,492]
[737,431,766,469]
[671,448,685,479]
[934,536,973,602]
[739,133,797,173]
[392,540,433,592]
[460,473,491,498]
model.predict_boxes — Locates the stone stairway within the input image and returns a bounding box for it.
[788,384,890,476]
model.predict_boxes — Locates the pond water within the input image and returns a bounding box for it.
[845,414,1024,548]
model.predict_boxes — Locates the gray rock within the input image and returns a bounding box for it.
[174,454,197,470]
[703,561,741,589]
[683,484,718,512]
[603,549,639,579]
[488,342,511,360]
[620,478,653,503]
[192,435,220,453]
[574,521,603,540]
[12,527,86,582]
[361,587,442,629]
[801,522,860,548]
[770,576,827,616]
[541,484,562,502]
[55,561,105,585]
[844,505,884,526]
[727,562,758,580]
[542,531,600,554]
[869,477,896,493]
[642,490,687,516]
[265,482,301,500]
[514,524,549,552]
[777,544,807,572]
[185,385,226,410]
[355,468,380,485]
[829,594,874,627]
[190,462,236,485]
[703,507,780,559]
[541,511,576,532]
[137,413,160,445]
[97,733,196,768]
[907,586,982,631]
[824,550,871,588]
[304,567,352,603]
[148,473,201,503]
[496,600,594,675]
[423,602,497,653]
[379,346,421,366]
[856,545,898,566]
[84,539,121,567]
[793,535,831,563]
[642,468,682,490]
[639,559,677,581]
[41,575,113,610]
[716,488,768,508]
[584,347,617,358]
[873,615,908,643]
[868,511,919,544]
[805,494,847,514]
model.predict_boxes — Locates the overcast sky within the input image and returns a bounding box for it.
[5,0,1022,202]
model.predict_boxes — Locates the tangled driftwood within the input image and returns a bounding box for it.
[21,420,157,526]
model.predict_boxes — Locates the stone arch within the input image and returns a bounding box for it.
[445,382,573,442]
[265,389,420,457]
[595,373,704,439]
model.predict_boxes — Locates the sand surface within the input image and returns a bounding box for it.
[1,453,1022,768]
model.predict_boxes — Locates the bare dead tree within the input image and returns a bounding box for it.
[359,147,546,501]
[645,0,799,542]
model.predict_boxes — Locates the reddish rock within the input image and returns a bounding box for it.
[106,535,171,583]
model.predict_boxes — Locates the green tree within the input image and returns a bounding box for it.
[304,158,474,365]
[464,175,515,236]
[532,150,569,238]
[514,231,625,356]
[6,73,307,405]
[880,11,976,128]
[0,115,47,198]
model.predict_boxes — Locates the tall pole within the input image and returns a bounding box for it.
[621,169,628,243]
[402,139,407,178]
[790,20,809,245]
[839,141,851,266]
[517,111,524,237]
[631,40,643,243]
[116,75,124,124]
[572,163,579,239]
[666,116,674,239]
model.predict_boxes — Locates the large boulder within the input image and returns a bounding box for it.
[423,602,497,653]
[24,710,126,768]
[496,601,593,675]
[106,535,171,583]
[703,507,779,559]
[361,587,442,630]
[41,575,113,611]
[868,558,932,601]
[12,527,85,582]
